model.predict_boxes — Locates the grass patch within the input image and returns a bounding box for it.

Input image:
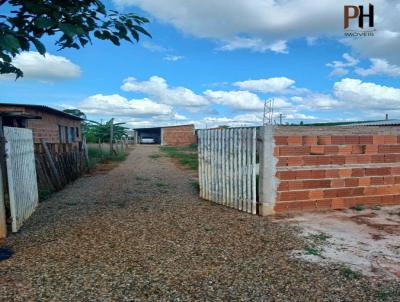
[310,233,330,241]
[38,187,52,201]
[155,181,168,187]
[160,144,198,171]
[88,146,128,167]
[149,154,160,159]
[353,204,365,211]
[304,246,322,256]
[340,266,362,279]
[376,290,399,301]
[191,180,200,193]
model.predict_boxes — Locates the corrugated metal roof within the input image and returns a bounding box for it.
[133,124,195,130]
[344,119,400,126]
[0,103,84,121]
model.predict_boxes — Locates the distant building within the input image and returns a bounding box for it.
[133,124,197,146]
[0,103,84,153]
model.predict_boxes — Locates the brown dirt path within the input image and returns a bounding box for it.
[1,145,399,301]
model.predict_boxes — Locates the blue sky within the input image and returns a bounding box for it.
[1,0,400,128]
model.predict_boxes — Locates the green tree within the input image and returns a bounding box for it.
[0,0,150,78]
[63,109,87,120]
[85,118,127,143]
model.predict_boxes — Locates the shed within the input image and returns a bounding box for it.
[0,103,84,153]
[134,124,197,146]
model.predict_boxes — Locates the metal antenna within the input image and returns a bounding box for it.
[263,98,275,125]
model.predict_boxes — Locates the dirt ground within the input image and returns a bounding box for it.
[1,145,400,301]
[286,206,400,280]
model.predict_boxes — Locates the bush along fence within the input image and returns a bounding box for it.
[199,126,400,216]
[35,139,89,196]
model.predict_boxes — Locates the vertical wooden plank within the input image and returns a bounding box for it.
[210,130,215,202]
[215,130,220,203]
[246,128,252,213]
[201,130,206,199]
[252,127,257,214]
[228,129,232,207]
[218,129,223,204]
[232,128,237,210]
[231,128,235,208]
[229,129,235,207]
[204,130,209,201]
[238,128,243,211]
[198,130,203,198]
[212,130,219,203]
[242,128,248,213]
[221,129,226,205]
[214,130,218,203]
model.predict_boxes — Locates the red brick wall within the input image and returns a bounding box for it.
[162,125,197,146]
[273,134,400,213]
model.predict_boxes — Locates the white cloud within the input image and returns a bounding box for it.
[141,41,167,52]
[291,93,342,110]
[355,58,400,77]
[121,76,209,108]
[1,51,81,81]
[326,53,359,77]
[163,55,184,61]
[333,78,400,111]
[306,37,317,46]
[218,38,288,53]
[113,0,400,63]
[79,94,173,116]
[233,77,296,93]
[204,90,264,111]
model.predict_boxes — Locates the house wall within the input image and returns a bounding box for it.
[269,126,400,213]
[0,105,82,152]
[162,125,197,146]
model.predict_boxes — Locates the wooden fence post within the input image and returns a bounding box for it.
[41,139,63,190]
[0,119,7,238]
[82,137,89,168]
[258,125,278,216]
[110,118,114,155]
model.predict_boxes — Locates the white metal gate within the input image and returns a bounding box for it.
[198,127,257,214]
[4,127,39,232]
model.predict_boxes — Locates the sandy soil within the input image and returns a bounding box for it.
[286,206,400,280]
[1,145,399,301]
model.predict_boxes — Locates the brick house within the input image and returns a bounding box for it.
[0,103,84,153]
[134,124,197,146]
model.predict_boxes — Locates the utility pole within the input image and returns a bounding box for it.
[279,113,283,125]
[110,118,114,155]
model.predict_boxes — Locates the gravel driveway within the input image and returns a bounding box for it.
[1,145,399,301]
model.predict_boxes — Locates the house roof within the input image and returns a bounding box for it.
[343,119,400,126]
[0,103,84,121]
[133,123,195,131]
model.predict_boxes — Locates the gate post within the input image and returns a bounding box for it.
[258,125,278,216]
[0,120,7,239]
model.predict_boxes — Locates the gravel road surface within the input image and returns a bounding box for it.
[1,145,399,301]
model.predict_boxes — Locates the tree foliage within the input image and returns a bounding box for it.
[0,0,151,78]
[85,118,127,143]
[63,108,87,119]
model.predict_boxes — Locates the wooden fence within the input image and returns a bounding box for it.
[35,140,88,193]
[198,127,257,214]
